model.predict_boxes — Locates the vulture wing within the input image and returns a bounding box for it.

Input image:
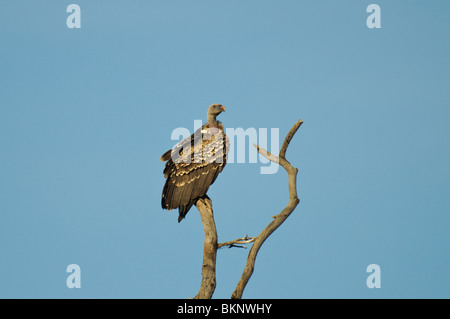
[161,123,229,222]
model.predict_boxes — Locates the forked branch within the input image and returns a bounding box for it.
[231,119,303,299]
[193,119,303,299]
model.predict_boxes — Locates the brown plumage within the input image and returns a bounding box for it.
[161,104,229,222]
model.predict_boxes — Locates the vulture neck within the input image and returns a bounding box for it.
[207,114,218,128]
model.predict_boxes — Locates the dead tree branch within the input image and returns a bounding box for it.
[231,119,303,299]
[192,119,303,299]
[193,196,217,299]
[218,235,256,249]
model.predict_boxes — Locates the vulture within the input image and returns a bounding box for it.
[161,104,229,222]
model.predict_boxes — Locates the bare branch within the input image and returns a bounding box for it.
[218,235,256,249]
[193,196,217,299]
[231,119,303,299]
[191,119,303,299]
[252,145,279,164]
[279,119,303,159]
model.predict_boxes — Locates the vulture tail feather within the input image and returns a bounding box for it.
[178,199,197,223]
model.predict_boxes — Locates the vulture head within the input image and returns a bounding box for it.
[207,104,226,127]
[208,104,226,117]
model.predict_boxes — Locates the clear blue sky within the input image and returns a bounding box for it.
[1,1,449,298]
